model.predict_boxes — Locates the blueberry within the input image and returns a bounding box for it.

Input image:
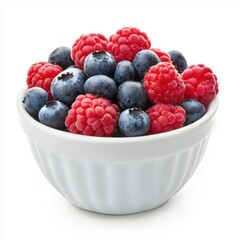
[48,46,75,70]
[117,81,147,110]
[113,60,135,86]
[66,65,78,69]
[168,50,188,73]
[84,75,117,99]
[118,108,150,137]
[38,100,69,130]
[180,99,206,125]
[133,49,160,80]
[84,51,116,77]
[51,68,86,106]
[23,87,49,119]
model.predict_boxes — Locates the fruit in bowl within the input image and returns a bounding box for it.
[17,26,219,214]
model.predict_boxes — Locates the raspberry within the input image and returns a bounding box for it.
[182,64,219,106]
[71,33,108,69]
[146,103,186,134]
[65,94,119,137]
[107,27,151,63]
[151,48,171,62]
[26,61,62,99]
[143,62,185,105]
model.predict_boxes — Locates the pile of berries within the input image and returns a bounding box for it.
[23,26,219,137]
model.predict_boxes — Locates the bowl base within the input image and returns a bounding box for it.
[70,199,170,215]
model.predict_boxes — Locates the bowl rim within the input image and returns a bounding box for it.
[17,87,219,144]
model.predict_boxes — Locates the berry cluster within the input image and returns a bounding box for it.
[23,26,219,137]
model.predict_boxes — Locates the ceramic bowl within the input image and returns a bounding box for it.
[17,87,218,215]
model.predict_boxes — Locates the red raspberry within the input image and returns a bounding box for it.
[151,48,171,62]
[107,27,151,63]
[71,33,108,69]
[26,61,62,99]
[143,62,185,105]
[65,94,119,137]
[146,103,186,134]
[182,64,219,106]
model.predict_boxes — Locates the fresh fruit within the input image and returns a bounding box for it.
[65,94,119,137]
[23,87,49,119]
[143,62,185,105]
[133,49,160,80]
[168,50,188,73]
[71,33,108,69]
[113,60,135,86]
[107,27,151,63]
[117,81,147,110]
[48,46,75,70]
[51,68,86,106]
[38,100,69,130]
[84,75,117,99]
[26,61,62,99]
[151,48,171,62]
[181,63,218,106]
[118,108,150,137]
[84,51,116,77]
[23,26,219,137]
[180,99,206,125]
[146,103,186,134]
[66,65,78,69]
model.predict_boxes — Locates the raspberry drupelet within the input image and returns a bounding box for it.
[151,48,171,62]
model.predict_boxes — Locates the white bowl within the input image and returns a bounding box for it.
[17,87,218,215]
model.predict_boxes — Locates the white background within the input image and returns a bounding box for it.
[0,0,239,239]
